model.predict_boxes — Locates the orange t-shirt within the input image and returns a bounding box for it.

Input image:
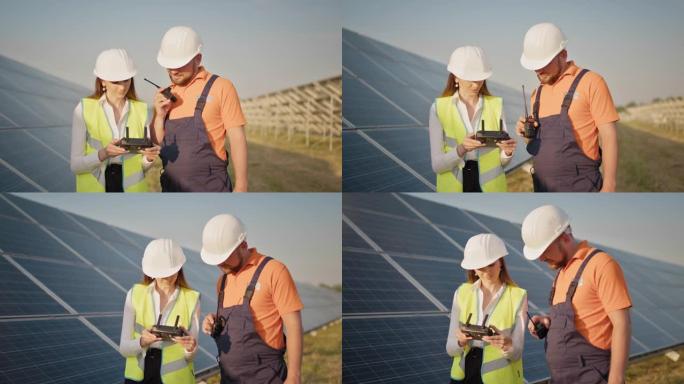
[167,67,246,161]
[551,241,632,350]
[531,61,619,160]
[215,248,303,350]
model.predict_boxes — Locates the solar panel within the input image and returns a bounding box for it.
[342,193,684,383]
[342,29,531,192]
[0,318,123,384]
[0,195,341,381]
[0,54,87,192]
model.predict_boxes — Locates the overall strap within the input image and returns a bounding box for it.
[195,74,219,115]
[216,273,228,313]
[244,257,273,303]
[548,270,561,307]
[560,69,590,113]
[566,248,602,301]
[532,85,543,121]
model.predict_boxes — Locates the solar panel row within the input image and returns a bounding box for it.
[0,194,341,383]
[342,193,684,383]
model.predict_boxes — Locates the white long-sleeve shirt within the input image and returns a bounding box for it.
[119,282,200,360]
[71,94,153,174]
[446,280,527,361]
[428,93,513,174]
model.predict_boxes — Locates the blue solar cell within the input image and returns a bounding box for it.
[5,195,87,235]
[390,255,462,308]
[464,209,522,241]
[399,194,482,230]
[343,250,436,314]
[342,71,416,128]
[343,131,432,192]
[0,161,41,192]
[343,193,416,220]
[344,209,458,259]
[15,257,126,313]
[363,128,434,184]
[343,221,372,250]
[0,215,81,262]
[298,283,343,331]
[68,213,135,245]
[0,318,123,384]
[0,130,73,192]
[0,256,67,316]
[0,195,24,218]
[343,316,451,383]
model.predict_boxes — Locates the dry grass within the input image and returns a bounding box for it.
[505,122,684,192]
[626,346,684,384]
[141,131,341,192]
[199,320,341,384]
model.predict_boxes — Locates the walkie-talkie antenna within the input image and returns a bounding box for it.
[144,78,161,88]
[522,85,529,118]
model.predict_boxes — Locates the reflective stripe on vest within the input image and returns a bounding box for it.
[434,96,507,192]
[78,98,148,192]
[124,284,200,383]
[450,283,526,384]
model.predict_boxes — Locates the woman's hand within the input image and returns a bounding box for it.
[139,329,162,348]
[455,327,473,347]
[496,138,517,157]
[172,327,197,352]
[458,135,485,156]
[98,139,128,161]
[482,332,512,353]
[140,145,161,162]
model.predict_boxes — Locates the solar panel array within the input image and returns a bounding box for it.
[0,54,91,192]
[342,29,531,192]
[0,194,341,384]
[342,193,684,383]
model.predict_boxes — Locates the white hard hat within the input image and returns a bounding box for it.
[157,26,203,69]
[142,239,186,279]
[521,205,570,261]
[520,22,568,71]
[461,234,508,270]
[447,46,492,82]
[201,214,247,265]
[93,49,137,82]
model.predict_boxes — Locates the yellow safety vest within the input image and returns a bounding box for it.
[77,98,148,192]
[124,284,199,384]
[434,95,507,192]
[451,283,526,383]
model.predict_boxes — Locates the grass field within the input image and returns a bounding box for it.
[625,346,684,384]
[142,131,341,192]
[200,319,342,384]
[506,121,684,192]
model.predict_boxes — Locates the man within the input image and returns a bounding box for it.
[516,23,619,192]
[200,214,303,384]
[521,205,632,384]
[152,26,248,192]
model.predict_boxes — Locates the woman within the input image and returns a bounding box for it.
[446,234,527,384]
[70,48,159,192]
[120,239,200,384]
[429,46,516,192]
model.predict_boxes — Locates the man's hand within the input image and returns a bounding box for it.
[154,88,173,118]
[515,115,538,142]
[202,313,216,335]
[527,315,550,339]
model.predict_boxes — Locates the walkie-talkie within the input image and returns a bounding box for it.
[475,119,510,147]
[522,85,537,138]
[150,314,186,341]
[527,312,548,339]
[144,78,177,102]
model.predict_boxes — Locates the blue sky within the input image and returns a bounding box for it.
[412,193,684,267]
[344,0,684,106]
[0,0,340,102]
[18,193,341,286]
